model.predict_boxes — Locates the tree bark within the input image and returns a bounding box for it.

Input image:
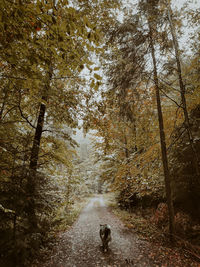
[124,134,129,159]
[27,66,53,231]
[148,21,175,241]
[0,87,8,121]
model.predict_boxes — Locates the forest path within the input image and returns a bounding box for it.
[44,195,150,267]
[41,195,197,267]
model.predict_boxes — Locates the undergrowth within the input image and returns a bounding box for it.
[52,196,90,233]
[105,192,164,242]
[105,192,200,263]
[31,196,90,267]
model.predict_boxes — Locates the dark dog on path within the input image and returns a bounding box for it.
[99,224,111,252]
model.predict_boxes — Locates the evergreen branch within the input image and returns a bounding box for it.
[144,73,182,107]
[167,127,187,151]
[1,75,81,80]
[159,88,182,108]
[158,76,181,92]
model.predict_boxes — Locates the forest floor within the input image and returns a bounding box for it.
[35,194,199,267]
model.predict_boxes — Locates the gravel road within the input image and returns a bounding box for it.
[44,195,151,267]
[41,195,198,267]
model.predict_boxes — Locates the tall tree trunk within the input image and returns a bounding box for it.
[124,134,129,159]
[166,0,200,181]
[148,21,175,241]
[27,66,53,231]
[0,87,8,121]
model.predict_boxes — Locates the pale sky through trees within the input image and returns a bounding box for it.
[125,0,200,9]
[172,0,199,9]
[74,0,200,145]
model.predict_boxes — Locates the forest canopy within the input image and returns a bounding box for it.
[0,0,200,266]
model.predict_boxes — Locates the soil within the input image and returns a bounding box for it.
[39,195,199,267]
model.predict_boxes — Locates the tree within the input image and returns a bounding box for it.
[0,0,121,231]
[0,0,122,264]
[146,0,175,240]
[165,0,200,197]
[91,11,164,207]
[91,0,176,239]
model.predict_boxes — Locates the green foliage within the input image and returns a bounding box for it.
[1,0,200,264]
[91,9,166,208]
[91,0,200,224]
[0,0,121,265]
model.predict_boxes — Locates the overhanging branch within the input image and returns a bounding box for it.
[18,105,36,129]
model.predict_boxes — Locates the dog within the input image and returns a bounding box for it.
[99,224,111,252]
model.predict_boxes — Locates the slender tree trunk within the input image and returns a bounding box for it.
[134,122,137,152]
[124,134,129,159]
[27,98,47,230]
[148,22,175,241]
[0,99,5,120]
[0,88,8,120]
[13,214,17,242]
[27,66,53,231]
[166,0,200,181]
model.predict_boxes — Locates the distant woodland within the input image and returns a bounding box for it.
[0,0,200,266]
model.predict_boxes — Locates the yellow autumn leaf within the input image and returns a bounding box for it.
[94,73,102,80]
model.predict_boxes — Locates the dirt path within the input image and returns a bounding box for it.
[41,195,198,267]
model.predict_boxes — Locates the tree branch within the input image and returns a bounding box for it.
[160,88,182,108]
[18,105,36,129]
[1,106,18,120]
[167,127,186,151]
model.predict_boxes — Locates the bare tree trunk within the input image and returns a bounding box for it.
[124,134,129,159]
[27,66,53,231]
[148,21,175,241]
[166,0,200,180]
[0,87,8,120]
[13,214,17,242]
